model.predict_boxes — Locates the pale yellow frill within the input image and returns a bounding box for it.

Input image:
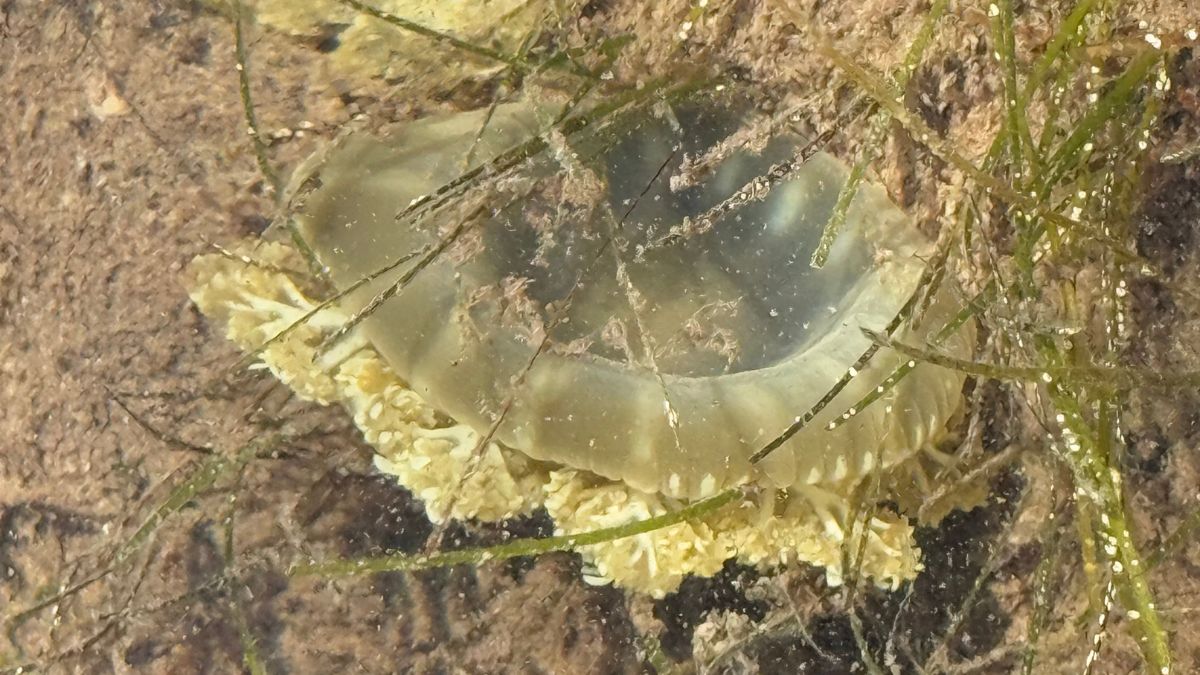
[185,240,936,597]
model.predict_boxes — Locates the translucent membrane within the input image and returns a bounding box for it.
[295,95,969,500]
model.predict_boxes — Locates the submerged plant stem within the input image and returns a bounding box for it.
[335,0,527,71]
[809,0,947,268]
[234,1,281,198]
[291,487,744,577]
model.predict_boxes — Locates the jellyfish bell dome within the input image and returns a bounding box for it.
[293,91,972,502]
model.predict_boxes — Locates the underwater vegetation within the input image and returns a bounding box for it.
[5,0,1200,672]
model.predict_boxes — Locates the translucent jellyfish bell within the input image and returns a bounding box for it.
[295,94,970,501]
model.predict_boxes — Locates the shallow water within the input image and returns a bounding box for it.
[3,1,1200,673]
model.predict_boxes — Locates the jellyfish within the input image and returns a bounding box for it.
[186,90,978,596]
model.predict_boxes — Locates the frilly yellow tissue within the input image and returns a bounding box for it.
[185,240,957,597]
